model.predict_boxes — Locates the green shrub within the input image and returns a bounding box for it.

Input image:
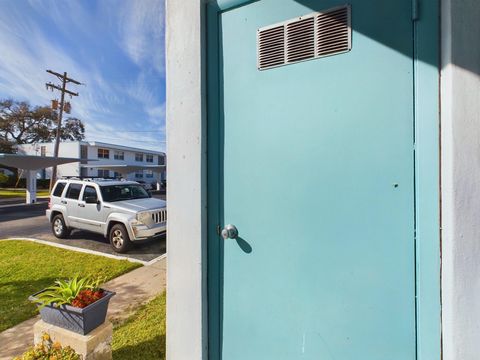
[0,173,7,185]
[14,332,81,360]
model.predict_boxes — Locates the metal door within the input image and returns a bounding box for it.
[208,1,416,359]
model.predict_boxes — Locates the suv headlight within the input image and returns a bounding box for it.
[136,211,151,225]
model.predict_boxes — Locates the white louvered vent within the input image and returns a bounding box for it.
[286,17,315,63]
[258,25,285,70]
[257,5,351,70]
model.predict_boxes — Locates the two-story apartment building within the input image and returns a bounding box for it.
[17,141,166,183]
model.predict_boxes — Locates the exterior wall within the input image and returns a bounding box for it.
[17,141,166,183]
[166,0,206,359]
[84,143,165,182]
[441,0,480,359]
[17,142,80,178]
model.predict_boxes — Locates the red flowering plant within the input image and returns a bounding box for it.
[71,287,105,308]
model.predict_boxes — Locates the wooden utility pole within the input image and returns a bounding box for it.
[46,70,81,190]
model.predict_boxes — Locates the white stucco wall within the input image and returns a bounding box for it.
[166,0,207,359]
[441,0,480,359]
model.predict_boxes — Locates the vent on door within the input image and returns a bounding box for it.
[257,5,351,70]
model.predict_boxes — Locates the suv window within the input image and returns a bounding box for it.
[52,182,66,197]
[82,186,98,202]
[100,184,149,202]
[65,183,83,200]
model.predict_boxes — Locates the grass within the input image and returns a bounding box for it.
[112,292,166,360]
[0,240,142,332]
[0,189,50,198]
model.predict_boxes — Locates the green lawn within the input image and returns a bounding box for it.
[113,292,166,360]
[0,189,50,198]
[0,240,142,332]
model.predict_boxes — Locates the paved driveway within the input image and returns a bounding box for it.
[0,200,166,262]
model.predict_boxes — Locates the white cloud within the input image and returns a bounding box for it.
[114,0,165,75]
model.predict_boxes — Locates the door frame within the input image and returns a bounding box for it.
[206,0,440,359]
[165,0,441,359]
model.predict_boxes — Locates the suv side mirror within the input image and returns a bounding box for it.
[85,196,98,204]
[147,191,153,198]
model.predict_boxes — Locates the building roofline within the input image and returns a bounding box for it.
[17,140,165,156]
[87,141,165,156]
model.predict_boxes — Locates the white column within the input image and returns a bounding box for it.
[441,0,480,359]
[25,170,37,204]
[166,0,207,359]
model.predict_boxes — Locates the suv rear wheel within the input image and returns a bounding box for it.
[109,224,132,253]
[52,214,71,239]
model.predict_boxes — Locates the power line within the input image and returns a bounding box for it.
[45,69,82,190]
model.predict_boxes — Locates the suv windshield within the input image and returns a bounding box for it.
[100,184,150,202]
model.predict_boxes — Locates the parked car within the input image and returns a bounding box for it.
[47,178,167,252]
[136,180,153,191]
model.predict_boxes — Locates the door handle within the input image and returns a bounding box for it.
[221,224,239,240]
[61,200,67,204]
[78,203,85,207]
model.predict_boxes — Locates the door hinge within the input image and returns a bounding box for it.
[412,0,419,21]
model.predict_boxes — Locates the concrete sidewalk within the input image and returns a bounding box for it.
[0,256,166,360]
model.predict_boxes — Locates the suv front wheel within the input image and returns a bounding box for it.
[52,214,71,239]
[109,224,132,253]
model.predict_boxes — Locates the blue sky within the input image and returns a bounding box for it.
[0,0,166,152]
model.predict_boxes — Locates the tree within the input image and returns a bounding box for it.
[0,99,85,152]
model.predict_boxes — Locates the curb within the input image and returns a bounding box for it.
[1,238,166,266]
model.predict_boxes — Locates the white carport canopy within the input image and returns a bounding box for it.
[82,164,166,190]
[0,154,82,204]
[0,154,81,170]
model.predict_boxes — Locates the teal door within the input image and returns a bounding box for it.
[208,0,416,359]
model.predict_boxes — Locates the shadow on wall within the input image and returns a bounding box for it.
[220,0,480,76]
[295,0,480,75]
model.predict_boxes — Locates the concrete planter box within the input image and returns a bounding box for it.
[29,289,115,335]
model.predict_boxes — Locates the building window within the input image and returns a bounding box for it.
[40,146,46,157]
[98,169,110,178]
[145,170,154,178]
[158,155,165,165]
[146,154,154,163]
[135,153,143,162]
[114,151,124,160]
[98,148,109,159]
[135,171,143,178]
[80,145,88,159]
[114,172,121,178]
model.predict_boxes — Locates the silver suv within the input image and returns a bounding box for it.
[46,178,167,253]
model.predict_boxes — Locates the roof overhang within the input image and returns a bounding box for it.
[0,154,82,170]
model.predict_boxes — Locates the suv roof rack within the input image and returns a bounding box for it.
[60,176,125,182]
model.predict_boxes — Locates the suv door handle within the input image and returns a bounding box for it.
[78,203,85,207]
[61,200,67,204]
